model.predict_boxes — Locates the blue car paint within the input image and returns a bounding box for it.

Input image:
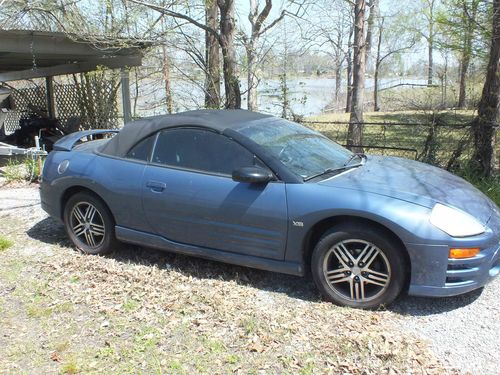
[142,164,288,259]
[40,127,500,299]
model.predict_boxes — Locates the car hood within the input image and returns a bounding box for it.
[318,155,495,225]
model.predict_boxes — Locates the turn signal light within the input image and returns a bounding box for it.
[449,248,480,259]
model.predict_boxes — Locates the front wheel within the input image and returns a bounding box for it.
[63,192,117,255]
[311,224,406,309]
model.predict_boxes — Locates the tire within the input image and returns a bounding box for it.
[63,192,118,255]
[311,223,406,309]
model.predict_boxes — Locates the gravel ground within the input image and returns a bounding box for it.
[0,181,498,374]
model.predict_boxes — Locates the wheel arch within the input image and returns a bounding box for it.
[302,215,411,288]
[60,185,115,223]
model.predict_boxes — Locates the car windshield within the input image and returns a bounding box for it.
[234,118,354,180]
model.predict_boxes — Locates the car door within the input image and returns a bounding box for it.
[141,127,288,260]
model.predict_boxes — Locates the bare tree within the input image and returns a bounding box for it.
[373,17,415,111]
[419,0,439,85]
[456,0,479,108]
[205,0,221,108]
[130,0,242,108]
[217,0,241,108]
[241,0,286,111]
[346,0,367,152]
[365,0,379,68]
[307,0,352,105]
[471,0,499,176]
[345,25,354,112]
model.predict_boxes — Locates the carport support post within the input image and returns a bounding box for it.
[120,68,132,124]
[45,76,55,119]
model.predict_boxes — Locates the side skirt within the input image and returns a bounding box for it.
[115,226,305,277]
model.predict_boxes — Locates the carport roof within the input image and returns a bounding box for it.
[0,29,150,82]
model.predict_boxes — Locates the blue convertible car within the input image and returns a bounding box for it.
[40,110,500,308]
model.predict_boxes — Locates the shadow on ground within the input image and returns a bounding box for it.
[27,216,485,315]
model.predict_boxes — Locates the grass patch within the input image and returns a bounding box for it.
[2,156,44,183]
[460,171,500,207]
[60,358,79,374]
[225,354,240,364]
[0,236,14,251]
[242,316,258,335]
[122,298,139,312]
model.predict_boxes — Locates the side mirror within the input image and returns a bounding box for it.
[232,166,274,184]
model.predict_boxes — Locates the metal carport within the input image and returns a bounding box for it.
[0,29,150,124]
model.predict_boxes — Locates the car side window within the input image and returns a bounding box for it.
[152,128,263,175]
[126,135,156,161]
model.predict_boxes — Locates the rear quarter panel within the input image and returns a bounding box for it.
[41,150,149,232]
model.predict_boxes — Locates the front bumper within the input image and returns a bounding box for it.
[408,241,499,297]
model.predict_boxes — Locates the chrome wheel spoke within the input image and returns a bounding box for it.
[90,223,105,236]
[73,224,86,237]
[323,239,391,303]
[84,230,96,247]
[349,280,365,300]
[85,205,97,222]
[71,202,105,248]
[329,276,351,284]
[349,280,358,300]
[364,269,389,287]
[332,243,355,267]
[359,281,365,300]
[73,206,85,223]
[359,246,380,268]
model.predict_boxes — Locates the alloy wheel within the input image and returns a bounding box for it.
[322,239,391,302]
[70,202,106,248]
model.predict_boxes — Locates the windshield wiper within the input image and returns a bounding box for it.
[343,152,366,166]
[303,163,363,182]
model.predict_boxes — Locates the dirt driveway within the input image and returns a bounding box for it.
[0,183,497,374]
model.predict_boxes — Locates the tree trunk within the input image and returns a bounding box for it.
[365,0,379,68]
[205,0,221,109]
[373,21,382,112]
[345,27,354,113]
[374,63,380,112]
[162,45,173,114]
[247,42,258,111]
[334,62,342,103]
[427,5,434,86]
[457,1,478,109]
[347,0,366,152]
[428,38,433,85]
[471,0,499,176]
[218,0,241,109]
[457,54,469,108]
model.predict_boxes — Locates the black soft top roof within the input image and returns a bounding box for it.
[99,109,272,157]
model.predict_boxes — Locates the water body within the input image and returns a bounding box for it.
[134,77,427,118]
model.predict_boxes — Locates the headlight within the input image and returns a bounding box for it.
[430,203,485,237]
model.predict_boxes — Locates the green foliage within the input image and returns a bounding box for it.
[0,236,14,252]
[436,0,491,59]
[458,167,500,207]
[60,358,79,375]
[3,159,25,182]
[3,157,43,183]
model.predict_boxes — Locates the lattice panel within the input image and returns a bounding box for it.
[56,80,119,130]
[2,80,119,134]
[3,111,23,134]
[11,86,47,113]
[54,83,84,131]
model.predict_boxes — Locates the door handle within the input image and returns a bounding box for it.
[146,180,166,193]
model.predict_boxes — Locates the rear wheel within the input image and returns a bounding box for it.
[63,192,117,255]
[311,224,406,309]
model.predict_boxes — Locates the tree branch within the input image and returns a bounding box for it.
[128,0,222,44]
